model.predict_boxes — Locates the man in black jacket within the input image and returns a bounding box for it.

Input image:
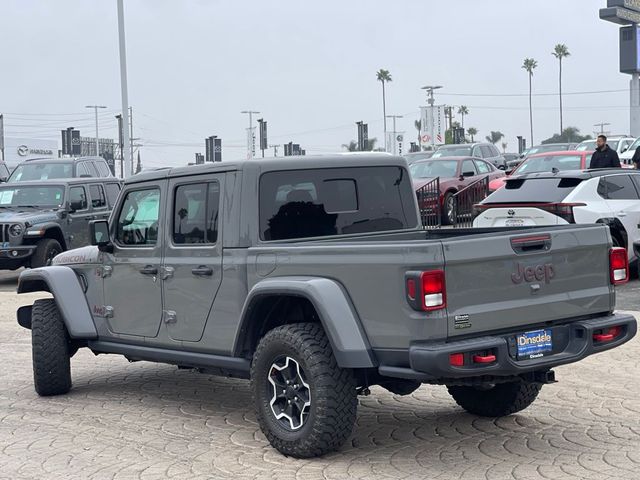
[589,135,621,168]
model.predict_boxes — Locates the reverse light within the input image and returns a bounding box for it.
[609,247,629,285]
[405,270,447,312]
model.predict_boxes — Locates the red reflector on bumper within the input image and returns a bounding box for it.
[449,353,464,367]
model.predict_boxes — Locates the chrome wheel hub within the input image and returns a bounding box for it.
[267,356,311,430]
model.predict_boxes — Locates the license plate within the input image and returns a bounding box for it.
[505,218,525,227]
[516,329,552,359]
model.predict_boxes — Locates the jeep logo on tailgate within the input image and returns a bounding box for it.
[511,262,555,284]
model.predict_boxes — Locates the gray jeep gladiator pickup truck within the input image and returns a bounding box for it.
[16,154,637,458]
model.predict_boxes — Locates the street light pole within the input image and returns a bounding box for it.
[117,0,132,177]
[85,105,107,156]
[241,110,260,159]
[386,115,403,155]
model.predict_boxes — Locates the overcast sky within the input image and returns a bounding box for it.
[0,0,631,167]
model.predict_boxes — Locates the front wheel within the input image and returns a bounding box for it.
[447,380,541,417]
[251,323,358,458]
[442,192,456,225]
[31,238,62,268]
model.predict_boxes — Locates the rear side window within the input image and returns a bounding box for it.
[173,182,220,245]
[96,161,111,177]
[481,146,494,158]
[598,175,639,200]
[461,160,477,175]
[105,183,121,206]
[259,167,417,240]
[89,184,107,208]
[84,162,99,177]
[485,178,582,203]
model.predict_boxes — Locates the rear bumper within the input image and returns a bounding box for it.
[378,312,636,382]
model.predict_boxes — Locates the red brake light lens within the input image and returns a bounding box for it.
[609,247,629,285]
[405,270,447,311]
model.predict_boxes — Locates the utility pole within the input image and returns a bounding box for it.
[386,115,403,155]
[241,110,260,159]
[115,114,124,177]
[594,122,611,135]
[270,144,279,157]
[129,106,135,175]
[421,85,442,148]
[0,114,4,162]
[117,0,132,177]
[85,105,107,156]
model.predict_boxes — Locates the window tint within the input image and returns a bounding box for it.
[515,154,583,174]
[8,162,73,182]
[481,146,494,158]
[115,189,160,245]
[86,162,100,177]
[409,160,458,178]
[598,175,639,200]
[173,182,220,244]
[105,183,121,206]
[96,161,111,177]
[431,146,471,158]
[89,184,107,208]
[69,186,88,210]
[475,160,491,174]
[461,160,477,175]
[471,146,483,158]
[76,163,89,177]
[259,166,417,240]
[485,178,582,204]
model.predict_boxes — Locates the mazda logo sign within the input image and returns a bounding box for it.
[17,145,29,156]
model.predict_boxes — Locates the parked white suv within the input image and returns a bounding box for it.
[474,169,640,262]
[620,137,640,166]
[575,137,635,157]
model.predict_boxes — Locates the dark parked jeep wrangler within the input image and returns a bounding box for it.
[0,178,121,269]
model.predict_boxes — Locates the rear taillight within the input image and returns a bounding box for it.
[609,247,629,285]
[405,270,446,311]
[549,203,585,223]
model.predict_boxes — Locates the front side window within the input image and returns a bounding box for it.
[475,160,491,174]
[96,161,111,177]
[115,188,160,246]
[461,160,477,175]
[259,166,416,240]
[69,186,88,210]
[89,184,107,208]
[84,162,99,177]
[7,162,73,182]
[481,146,494,158]
[173,182,220,245]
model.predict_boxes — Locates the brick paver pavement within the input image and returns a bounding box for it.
[1,292,639,480]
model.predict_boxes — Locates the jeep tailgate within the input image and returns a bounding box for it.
[441,225,614,337]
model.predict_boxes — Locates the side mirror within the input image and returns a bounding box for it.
[622,146,629,153]
[462,171,475,177]
[89,219,113,253]
[498,165,506,170]
[68,200,85,213]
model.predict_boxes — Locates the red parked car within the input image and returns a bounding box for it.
[487,150,619,192]
[410,156,505,224]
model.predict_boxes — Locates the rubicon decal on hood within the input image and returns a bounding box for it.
[52,246,102,265]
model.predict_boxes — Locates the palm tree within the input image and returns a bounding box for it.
[501,141,508,153]
[376,69,392,151]
[467,127,478,142]
[414,119,422,148]
[457,106,469,129]
[522,58,538,145]
[485,131,505,144]
[552,44,570,134]
[342,137,378,152]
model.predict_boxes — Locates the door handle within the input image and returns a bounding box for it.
[191,265,213,276]
[140,265,158,275]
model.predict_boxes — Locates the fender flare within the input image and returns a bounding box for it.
[27,223,67,249]
[236,276,375,368]
[596,218,628,248]
[17,266,97,339]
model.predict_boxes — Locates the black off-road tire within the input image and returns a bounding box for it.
[31,238,63,268]
[447,381,541,417]
[251,323,358,458]
[32,299,72,396]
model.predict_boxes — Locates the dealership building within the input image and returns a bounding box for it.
[2,137,58,169]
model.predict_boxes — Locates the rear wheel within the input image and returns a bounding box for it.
[31,299,72,396]
[251,323,358,458]
[447,380,541,417]
[31,238,62,268]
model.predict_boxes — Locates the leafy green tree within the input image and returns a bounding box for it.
[414,119,422,148]
[342,137,378,152]
[522,58,538,145]
[457,105,469,129]
[485,131,504,144]
[376,69,392,151]
[552,44,570,134]
[540,127,591,144]
[467,127,478,142]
